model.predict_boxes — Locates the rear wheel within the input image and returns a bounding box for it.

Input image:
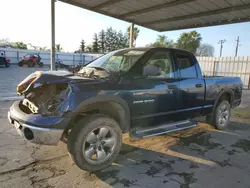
[206,100,231,130]
[5,62,10,67]
[39,62,43,67]
[67,114,122,172]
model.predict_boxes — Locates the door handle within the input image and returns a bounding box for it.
[196,84,203,88]
[168,84,178,89]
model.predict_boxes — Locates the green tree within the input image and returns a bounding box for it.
[105,27,129,52]
[98,29,105,53]
[92,33,99,52]
[176,31,202,53]
[27,43,37,50]
[147,35,175,47]
[86,45,92,52]
[127,26,140,47]
[39,46,50,51]
[0,38,11,45]
[117,30,129,49]
[13,42,27,49]
[105,27,116,52]
[55,44,63,52]
[80,39,85,52]
[196,43,214,56]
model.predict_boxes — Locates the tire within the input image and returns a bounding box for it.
[67,114,122,172]
[5,62,10,67]
[39,62,43,67]
[18,61,23,67]
[206,100,231,130]
[28,61,34,67]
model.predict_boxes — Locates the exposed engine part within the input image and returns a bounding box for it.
[22,99,38,113]
[22,83,69,116]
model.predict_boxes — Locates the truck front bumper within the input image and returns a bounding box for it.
[8,101,68,145]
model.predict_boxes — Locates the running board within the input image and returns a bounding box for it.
[129,120,197,139]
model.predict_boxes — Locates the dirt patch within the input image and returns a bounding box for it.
[231,139,250,152]
[165,172,197,188]
[189,163,199,169]
[142,160,173,177]
[226,149,239,155]
[180,132,222,154]
[232,108,250,119]
[95,169,138,187]
[216,159,232,167]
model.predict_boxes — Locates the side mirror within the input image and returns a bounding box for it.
[143,64,160,77]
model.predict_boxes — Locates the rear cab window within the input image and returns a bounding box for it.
[175,52,198,78]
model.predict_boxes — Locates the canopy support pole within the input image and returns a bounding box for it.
[50,0,55,70]
[129,23,134,48]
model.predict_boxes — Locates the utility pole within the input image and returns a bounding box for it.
[50,0,55,70]
[129,23,134,48]
[218,39,226,57]
[235,36,240,57]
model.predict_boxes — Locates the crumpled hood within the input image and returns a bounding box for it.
[17,70,92,95]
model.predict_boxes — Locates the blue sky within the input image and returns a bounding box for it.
[0,0,250,56]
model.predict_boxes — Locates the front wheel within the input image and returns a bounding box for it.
[206,100,231,130]
[67,114,122,172]
[18,61,23,67]
[5,62,10,67]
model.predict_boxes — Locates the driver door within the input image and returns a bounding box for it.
[125,49,179,127]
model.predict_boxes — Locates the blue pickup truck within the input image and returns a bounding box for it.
[8,47,242,171]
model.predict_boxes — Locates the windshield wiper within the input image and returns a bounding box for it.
[88,66,111,73]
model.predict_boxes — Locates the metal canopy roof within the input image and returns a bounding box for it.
[59,0,250,31]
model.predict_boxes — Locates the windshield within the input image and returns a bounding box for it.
[85,49,147,72]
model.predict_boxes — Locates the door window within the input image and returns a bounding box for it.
[143,51,175,78]
[176,55,197,78]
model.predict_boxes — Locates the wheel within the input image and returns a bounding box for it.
[206,100,231,130]
[28,61,34,67]
[18,61,23,67]
[67,114,122,172]
[5,62,10,67]
[39,62,43,67]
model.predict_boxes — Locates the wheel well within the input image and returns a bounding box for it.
[68,102,128,133]
[217,92,232,107]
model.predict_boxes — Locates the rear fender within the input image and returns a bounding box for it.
[213,89,234,109]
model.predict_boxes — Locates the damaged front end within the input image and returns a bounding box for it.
[17,71,74,117]
[8,70,78,145]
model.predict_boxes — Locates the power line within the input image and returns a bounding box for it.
[235,36,240,57]
[218,39,226,57]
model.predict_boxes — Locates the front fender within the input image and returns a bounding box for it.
[72,95,131,132]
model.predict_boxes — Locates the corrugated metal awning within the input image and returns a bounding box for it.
[59,0,250,31]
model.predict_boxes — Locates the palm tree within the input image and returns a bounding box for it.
[127,26,140,47]
[157,35,167,47]
[150,35,175,48]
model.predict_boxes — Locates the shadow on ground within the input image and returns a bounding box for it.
[1,105,250,188]
[91,120,250,188]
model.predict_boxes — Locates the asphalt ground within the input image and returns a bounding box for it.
[0,66,250,188]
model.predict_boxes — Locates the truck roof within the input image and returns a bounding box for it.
[127,47,194,55]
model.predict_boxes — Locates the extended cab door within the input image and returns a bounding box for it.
[125,49,179,126]
[173,50,205,119]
